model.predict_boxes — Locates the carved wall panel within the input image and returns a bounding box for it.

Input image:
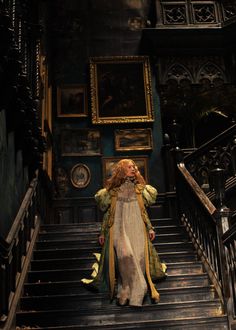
[156,0,236,27]
[157,55,227,86]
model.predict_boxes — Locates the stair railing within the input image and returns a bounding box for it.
[171,143,235,328]
[0,169,51,328]
[222,223,236,327]
[183,123,236,191]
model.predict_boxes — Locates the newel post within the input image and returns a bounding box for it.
[210,168,231,308]
[211,168,230,234]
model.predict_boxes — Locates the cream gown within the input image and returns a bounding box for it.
[113,180,148,306]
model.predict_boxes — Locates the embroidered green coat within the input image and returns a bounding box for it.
[91,183,166,300]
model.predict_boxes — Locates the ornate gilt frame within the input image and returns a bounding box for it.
[90,56,154,124]
[70,163,91,188]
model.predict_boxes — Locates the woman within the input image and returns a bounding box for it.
[83,159,166,307]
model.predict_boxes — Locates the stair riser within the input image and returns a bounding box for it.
[27,269,209,287]
[23,281,211,297]
[37,233,188,243]
[35,242,193,254]
[33,250,198,264]
[40,224,101,232]
[30,260,202,274]
[40,219,176,231]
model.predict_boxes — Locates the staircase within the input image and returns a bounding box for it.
[16,214,229,329]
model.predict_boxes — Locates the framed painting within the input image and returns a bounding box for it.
[90,56,154,124]
[57,84,88,117]
[102,156,149,185]
[70,163,91,188]
[61,129,101,156]
[115,128,153,151]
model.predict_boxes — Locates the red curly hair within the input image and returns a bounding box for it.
[105,158,146,190]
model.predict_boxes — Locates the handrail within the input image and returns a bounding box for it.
[221,222,236,326]
[0,170,50,326]
[176,164,223,292]
[4,178,37,247]
[175,156,236,328]
[222,222,236,245]
[178,163,216,215]
[183,123,236,188]
[184,123,236,163]
[167,118,236,328]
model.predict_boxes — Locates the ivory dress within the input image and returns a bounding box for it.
[83,180,166,306]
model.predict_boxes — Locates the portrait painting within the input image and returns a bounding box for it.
[61,129,101,156]
[90,56,154,124]
[57,84,88,117]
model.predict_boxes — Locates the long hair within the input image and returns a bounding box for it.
[105,158,146,191]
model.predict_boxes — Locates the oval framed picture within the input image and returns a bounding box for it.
[70,163,91,188]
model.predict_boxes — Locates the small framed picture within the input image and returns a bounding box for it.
[70,163,91,188]
[57,84,88,117]
[115,128,153,151]
[61,129,101,156]
[102,156,149,185]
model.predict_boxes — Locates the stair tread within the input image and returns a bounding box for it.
[21,284,215,299]
[17,298,222,312]
[31,258,200,265]
[27,267,206,276]
[15,315,228,330]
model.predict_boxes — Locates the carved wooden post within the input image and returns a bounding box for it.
[169,119,184,166]
[210,168,231,313]
[166,120,184,221]
[211,168,230,234]
[161,133,175,192]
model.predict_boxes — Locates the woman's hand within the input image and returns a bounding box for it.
[98,235,105,246]
[149,229,155,241]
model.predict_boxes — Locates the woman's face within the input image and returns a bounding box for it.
[125,162,136,177]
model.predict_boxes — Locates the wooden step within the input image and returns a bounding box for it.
[33,248,198,264]
[30,258,202,274]
[39,219,178,233]
[27,267,209,286]
[16,300,223,328]
[22,275,210,296]
[37,231,188,243]
[35,240,193,254]
[15,315,228,330]
[20,285,217,311]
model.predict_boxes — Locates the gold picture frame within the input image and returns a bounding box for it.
[102,156,149,185]
[70,163,91,188]
[57,84,88,117]
[115,128,153,151]
[90,56,154,124]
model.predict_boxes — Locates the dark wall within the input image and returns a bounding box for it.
[48,0,166,198]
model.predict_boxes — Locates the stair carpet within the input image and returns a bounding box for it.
[16,217,229,329]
